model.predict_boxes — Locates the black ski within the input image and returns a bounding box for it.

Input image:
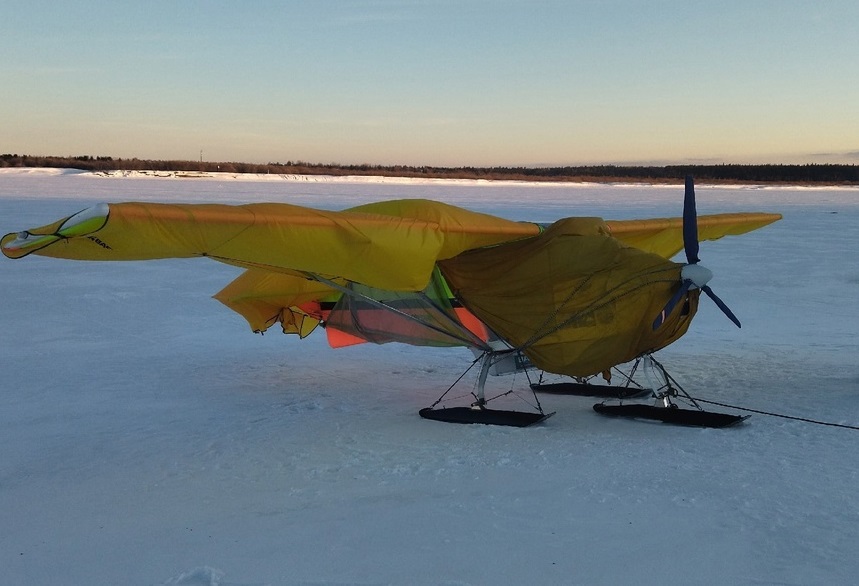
[531,382,650,399]
[419,407,554,427]
[593,403,749,428]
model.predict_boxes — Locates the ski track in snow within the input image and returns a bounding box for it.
[0,170,857,585]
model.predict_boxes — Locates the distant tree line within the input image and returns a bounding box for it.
[2,153,858,184]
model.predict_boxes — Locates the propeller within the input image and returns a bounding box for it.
[652,176,741,330]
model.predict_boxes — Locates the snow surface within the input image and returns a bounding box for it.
[1,169,857,586]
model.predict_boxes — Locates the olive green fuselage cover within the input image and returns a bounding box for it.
[439,217,698,377]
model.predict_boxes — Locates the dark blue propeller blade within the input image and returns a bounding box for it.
[701,285,742,328]
[683,175,700,265]
[653,176,742,330]
[652,279,693,330]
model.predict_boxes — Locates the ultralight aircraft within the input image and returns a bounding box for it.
[2,177,780,427]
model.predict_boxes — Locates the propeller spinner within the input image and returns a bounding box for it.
[652,176,741,330]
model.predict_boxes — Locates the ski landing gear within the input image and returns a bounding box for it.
[419,351,554,427]
[529,365,651,400]
[592,355,749,428]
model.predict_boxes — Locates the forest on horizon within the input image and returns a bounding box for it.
[2,153,859,184]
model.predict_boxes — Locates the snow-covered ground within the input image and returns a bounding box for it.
[1,169,857,585]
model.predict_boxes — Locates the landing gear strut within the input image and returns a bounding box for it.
[419,351,554,427]
[592,355,749,428]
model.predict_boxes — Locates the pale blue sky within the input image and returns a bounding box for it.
[3,1,858,166]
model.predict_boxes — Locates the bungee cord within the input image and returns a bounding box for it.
[688,397,859,431]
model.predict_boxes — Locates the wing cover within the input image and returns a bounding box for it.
[1,200,540,292]
[605,213,782,258]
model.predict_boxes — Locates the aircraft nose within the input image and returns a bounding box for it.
[681,263,713,289]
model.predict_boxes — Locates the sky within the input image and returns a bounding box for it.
[3,0,859,167]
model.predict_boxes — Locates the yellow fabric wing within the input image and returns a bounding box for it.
[605,212,782,258]
[2,199,541,291]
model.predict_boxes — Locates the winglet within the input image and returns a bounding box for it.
[1,203,110,259]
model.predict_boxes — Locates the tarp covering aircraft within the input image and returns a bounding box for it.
[2,192,780,382]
